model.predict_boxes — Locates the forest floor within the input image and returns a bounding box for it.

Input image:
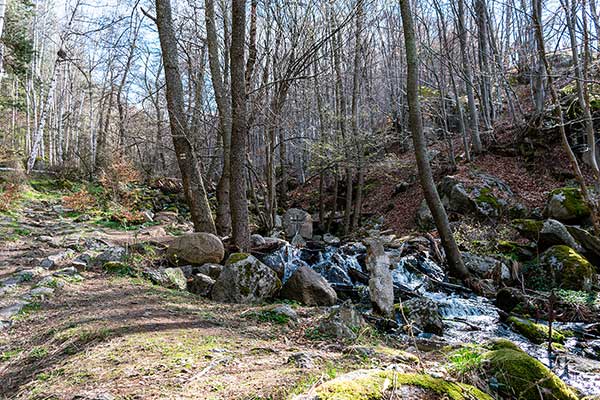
[0,193,427,400]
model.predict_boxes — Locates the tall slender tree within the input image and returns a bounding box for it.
[399,0,470,280]
[154,0,216,234]
[230,0,250,250]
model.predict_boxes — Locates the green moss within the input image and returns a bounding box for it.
[482,347,578,400]
[511,219,543,237]
[475,188,500,210]
[227,253,250,265]
[315,371,493,400]
[102,261,132,276]
[488,339,521,352]
[548,187,590,220]
[497,240,535,261]
[507,316,565,344]
[542,245,596,291]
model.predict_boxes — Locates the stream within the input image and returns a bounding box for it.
[260,240,600,396]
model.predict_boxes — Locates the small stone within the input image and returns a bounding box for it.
[251,234,267,247]
[96,247,127,263]
[323,233,340,245]
[269,304,298,322]
[187,273,215,297]
[195,263,224,280]
[53,267,79,277]
[288,352,315,369]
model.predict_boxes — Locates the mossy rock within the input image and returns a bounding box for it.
[312,370,493,400]
[473,187,503,218]
[545,187,590,222]
[541,245,596,291]
[506,316,565,344]
[481,345,578,400]
[497,240,536,261]
[512,219,544,238]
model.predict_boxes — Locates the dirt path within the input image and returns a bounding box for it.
[0,200,415,400]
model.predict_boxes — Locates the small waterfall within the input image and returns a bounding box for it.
[261,239,600,396]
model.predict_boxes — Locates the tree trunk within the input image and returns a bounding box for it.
[532,0,600,235]
[399,0,470,280]
[230,0,250,250]
[457,0,483,154]
[206,0,232,236]
[155,0,216,234]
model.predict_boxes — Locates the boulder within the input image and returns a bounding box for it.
[166,232,224,266]
[495,287,526,313]
[415,200,435,231]
[438,173,517,219]
[365,240,394,317]
[512,218,583,251]
[279,265,337,306]
[250,234,266,247]
[96,247,127,263]
[187,273,215,297]
[211,253,281,303]
[540,245,596,290]
[566,225,600,263]
[195,263,224,280]
[316,301,366,340]
[164,267,187,290]
[300,370,493,400]
[283,208,313,239]
[480,340,577,400]
[401,297,444,336]
[323,233,340,245]
[461,252,511,280]
[545,187,591,222]
[506,316,566,344]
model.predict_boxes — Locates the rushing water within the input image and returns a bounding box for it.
[263,241,600,396]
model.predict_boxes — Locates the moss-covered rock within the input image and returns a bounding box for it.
[481,345,578,400]
[512,219,544,238]
[448,340,578,400]
[506,316,565,344]
[211,254,281,303]
[545,187,590,222]
[541,245,596,291]
[312,370,493,400]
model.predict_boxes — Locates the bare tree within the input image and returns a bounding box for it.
[154,0,216,234]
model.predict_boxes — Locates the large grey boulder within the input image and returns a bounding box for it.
[279,265,337,306]
[539,245,596,291]
[415,200,435,231]
[513,218,583,252]
[365,240,394,317]
[211,253,281,303]
[462,252,511,280]
[438,173,516,219]
[283,208,313,239]
[166,232,224,265]
[545,187,591,222]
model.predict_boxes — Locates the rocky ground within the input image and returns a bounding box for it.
[1,175,600,400]
[0,193,427,400]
